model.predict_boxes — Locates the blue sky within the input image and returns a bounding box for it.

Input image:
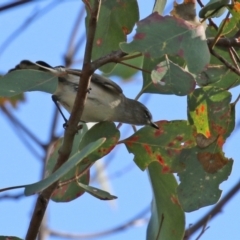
[0,1,240,240]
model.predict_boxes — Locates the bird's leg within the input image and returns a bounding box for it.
[52,95,68,128]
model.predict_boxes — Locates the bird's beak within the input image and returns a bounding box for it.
[150,121,159,129]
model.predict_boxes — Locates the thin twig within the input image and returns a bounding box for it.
[48,206,149,239]
[64,5,85,67]
[0,1,60,55]
[0,0,32,12]
[0,193,24,201]
[209,48,240,76]
[1,106,44,149]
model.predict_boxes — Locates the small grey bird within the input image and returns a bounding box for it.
[10,60,158,129]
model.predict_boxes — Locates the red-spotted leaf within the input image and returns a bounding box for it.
[121,13,210,74]
[86,0,139,73]
[78,122,120,163]
[46,124,89,202]
[24,138,105,196]
[229,2,240,22]
[147,162,185,240]
[123,120,196,171]
[177,147,233,212]
[150,58,196,95]
[188,87,232,142]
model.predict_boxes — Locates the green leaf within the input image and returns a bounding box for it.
[46,125,90,202]
[0,70,57,97]
[199,0,229,18]
[147,162,185,240]
[149,58,196,96]
[86,0,139,73]
[121,13,210,74]
[219,17,239,35]
[123,121,196,170]
[77,182,117,200]
[24,138,105,196]
[79,121,120,163]
[188,87,232,140]
[177,147,233,212]
[49,122,119,202]
[197,66,240,89]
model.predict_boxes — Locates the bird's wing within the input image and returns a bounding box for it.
[9,61,123,94]
[65,68,123,94]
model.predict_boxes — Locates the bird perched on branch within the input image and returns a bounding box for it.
[10,60,158,129]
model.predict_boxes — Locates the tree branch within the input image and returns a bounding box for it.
[25,1,101,239]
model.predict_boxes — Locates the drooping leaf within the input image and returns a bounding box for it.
[0,70,57,97]
[147,162,185,240]
[123,121,196,170]
[78,121,120,163]
[49,122,119,202]
[85,0,139,73]
[47,125,89,202]
[199,0,229,19]
[177,147,233,212]
[121,13,210,74]
[24,138,105,196]
[77,182,117,200]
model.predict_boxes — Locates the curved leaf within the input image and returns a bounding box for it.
[24,138,105,196]
[147,162,185,240]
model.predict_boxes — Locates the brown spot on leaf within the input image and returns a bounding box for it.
[233,2,240,12]
[197,152,228,173]
[170,194,181,206]
[143,144,152,155]
[126,135,140,147]
[156,154,165,165]
[217,135,225,147]
[162,165,170,173]
[196,133,217,148]
[122,26,130,35]
[134,32,146,40]
[205,130,211,138]
[96,38,102,46]
[178,48,184,57]
[154,128,164,137]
